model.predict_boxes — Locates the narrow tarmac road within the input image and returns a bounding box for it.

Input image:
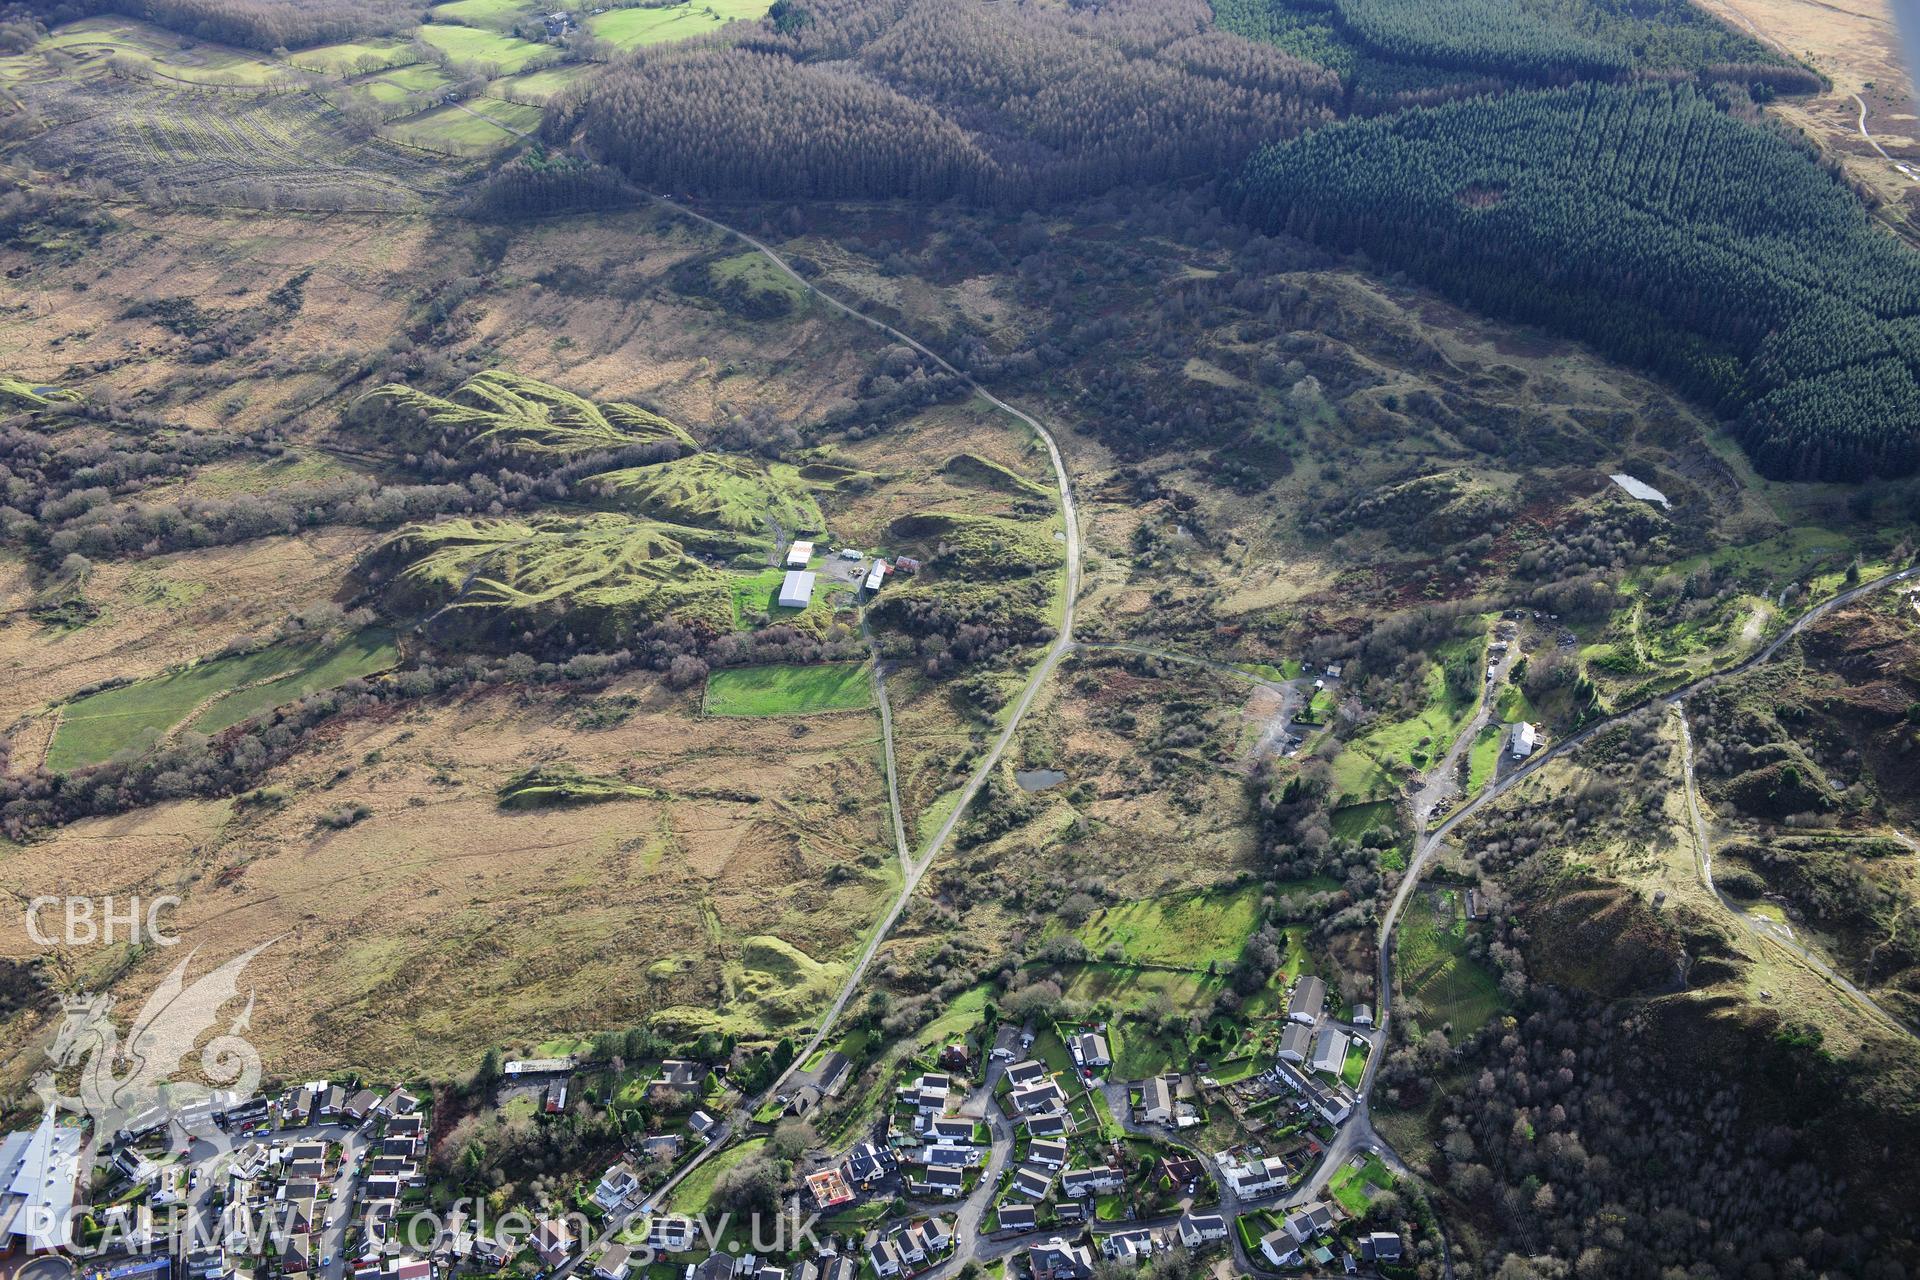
[634,191,1084,1214]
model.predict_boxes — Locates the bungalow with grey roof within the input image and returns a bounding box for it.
[1068,1032,1110,1069]
[1287,976,1326,1025]
[1028,1138,1068,1168]
[996,1204,1036,1233]
[1011,1166,1053,1200]
[1002,1060,1047,1090]
[1059,1166,1123,1198]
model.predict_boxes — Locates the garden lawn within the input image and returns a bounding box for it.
[1467,724,1504,794]
[703,663,872,716]
[1339,1041,1367,1089]
[1328,1153,1394,1216]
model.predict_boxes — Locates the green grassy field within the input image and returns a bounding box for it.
[362,62,454,94]
[48,630,399,771]
[671,1137,765,1215]
[1397,887,1505,1037]
[726,566,812,627]
[914,982,991,1052]
[287,38,418,73]
[192,630,400,734]
[1339,1040,1367,1089]
[431,0,535,30]
[1235,659,1301,683]
[1494,683,1538,723]
[599,456,822,535]
[1330,746,1393,802]
[35,17,287,85]
[1109,1018,1184,1079]
[710,251,808,306]
[1352,645,1478,772]
[1057,963,1225,1013]
[186,454,359,498]
[703,663,872,716]
[485,64,585,102]
[416,23,552,72]
[388,97,543,150]
[1466,724,1504,794]
[1329,799,1396,843]
[586,0,772,49]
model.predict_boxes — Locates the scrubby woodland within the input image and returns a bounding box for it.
[1372,712,1920,1275]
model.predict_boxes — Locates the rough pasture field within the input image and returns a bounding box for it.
[1395,887,1505,1037]
[16,78,459,210]
[595,455,824,534]
[1061,885,1265,969]
[16,17,288,87]
[0,529,381,759]
[0,676,901,1082]
[0,205,875,440]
